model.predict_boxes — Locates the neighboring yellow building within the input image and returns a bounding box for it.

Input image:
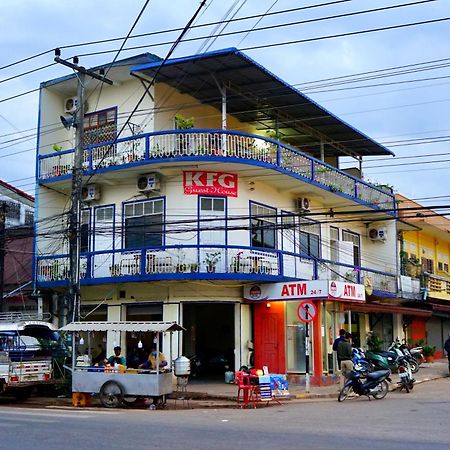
[397,194,450,357]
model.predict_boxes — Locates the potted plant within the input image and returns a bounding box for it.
[366,332,384,352]
[204,252,221,273]
[422,344,436,363]
[189,263,198,273]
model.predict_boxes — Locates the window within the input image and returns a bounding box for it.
[1,201,20,221]
[421,257,434,274]
[84,108,117,163]
[124,198,164,248]
[342,230,361,266]
[330,227,339,262]
[24,209,34,226]
[83,108,117,145]
[299,218,321,258]
[80,209,90,253]
[250,203,276,249]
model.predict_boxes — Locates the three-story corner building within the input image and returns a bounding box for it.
[397,194,450,357]
[34,48,399,380]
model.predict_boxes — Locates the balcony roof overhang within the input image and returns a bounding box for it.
[131,47,394,159]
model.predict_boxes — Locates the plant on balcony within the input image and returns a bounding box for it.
[189,263,199,273]
[230,251,244,273]
[174,114,194,130]
[204,252,221,273]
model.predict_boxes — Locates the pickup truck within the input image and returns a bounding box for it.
[0,321,59,400]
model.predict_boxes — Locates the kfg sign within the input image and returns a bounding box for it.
[183,171,238,197]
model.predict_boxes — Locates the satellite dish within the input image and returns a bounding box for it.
[60,115,76,130]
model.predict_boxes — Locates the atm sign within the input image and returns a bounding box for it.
[183,171,238,197]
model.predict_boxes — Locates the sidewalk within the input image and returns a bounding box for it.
[184,359,449,405]
[2,359,448,410]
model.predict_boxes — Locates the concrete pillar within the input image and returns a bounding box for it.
[392,314,403,342]
[163,303,180,362]
[107,304,122,357]
[312,301,323,382]
[240,303,252,369]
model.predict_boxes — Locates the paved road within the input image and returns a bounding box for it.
[0,378,448,450]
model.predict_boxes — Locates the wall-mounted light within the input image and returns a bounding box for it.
[266,302,271,309]
[138,340,143,349]
[79,336,85,345]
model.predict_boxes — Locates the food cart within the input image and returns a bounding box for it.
[60,321,185,408]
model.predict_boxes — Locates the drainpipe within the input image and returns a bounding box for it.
[221,85,227,155]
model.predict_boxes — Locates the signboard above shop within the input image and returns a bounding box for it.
[243,280,365,303]
[183,171,238,197]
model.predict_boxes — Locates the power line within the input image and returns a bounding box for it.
[0,0,350,72]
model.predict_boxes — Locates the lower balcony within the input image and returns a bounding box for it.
[424,272,450,300]
[36,245,397,296]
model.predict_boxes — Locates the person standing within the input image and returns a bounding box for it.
[333,329,346,369]
[337,332,354,388]
[444,333,450,374]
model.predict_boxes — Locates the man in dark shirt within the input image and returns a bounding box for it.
[337,333,354,387]
[444,333,450,374]
[333,329,346,369]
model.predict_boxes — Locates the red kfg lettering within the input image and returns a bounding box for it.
[183,171,238,197]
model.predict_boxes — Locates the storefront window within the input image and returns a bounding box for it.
[286,301,307,372]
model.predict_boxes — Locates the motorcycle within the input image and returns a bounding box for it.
[397,358,415,393]
[352,347,375,372]
[388,340,419,373]
[338,367,391,402]
[409,346,425,365]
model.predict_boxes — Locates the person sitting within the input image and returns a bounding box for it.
[105,346,126,366]
[92,344,106,365]
[139,345,167,370]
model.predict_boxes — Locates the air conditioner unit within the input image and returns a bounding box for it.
[368,226,387,242]
[295,197,310,212]
[137,173,160,192]
[64,97,79,114]
[81,184,101,202]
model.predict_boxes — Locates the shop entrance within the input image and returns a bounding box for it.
[183,303,235,377]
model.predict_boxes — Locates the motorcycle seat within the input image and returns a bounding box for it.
[366,370,390,380]
[376,351,398,359]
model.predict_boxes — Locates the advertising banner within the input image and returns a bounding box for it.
[243,280,365,303]
[183,171,238,197]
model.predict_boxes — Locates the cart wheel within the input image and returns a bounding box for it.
[99,381,124,408]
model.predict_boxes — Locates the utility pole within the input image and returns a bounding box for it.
[0,203,6,313]
[54,50,112,324]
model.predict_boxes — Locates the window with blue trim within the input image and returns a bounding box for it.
[299,218,321,259]
[80,209,90,253]
[251,202,276,249]
[124,198,164,248]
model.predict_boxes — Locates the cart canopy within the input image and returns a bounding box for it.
[60,321,185,333]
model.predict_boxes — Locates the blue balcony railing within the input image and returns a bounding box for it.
[38,129,396,212]
[36,244,398,295]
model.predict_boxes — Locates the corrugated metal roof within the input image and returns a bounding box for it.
[131,48,393,158]
[60,321,185,332]
[0,321,57,332]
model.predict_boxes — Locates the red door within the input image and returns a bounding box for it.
[253,302,285,373]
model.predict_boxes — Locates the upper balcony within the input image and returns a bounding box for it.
[38,129,395,213]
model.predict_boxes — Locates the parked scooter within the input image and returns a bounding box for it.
[352,348,375,372]
[397,358,415,393]
[338,366,391,402]
[409,346,425,365]
[388,340,419,373]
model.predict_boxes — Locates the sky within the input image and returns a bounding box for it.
[1,0,449,208]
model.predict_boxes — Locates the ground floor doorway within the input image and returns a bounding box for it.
[183,303,235,377]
